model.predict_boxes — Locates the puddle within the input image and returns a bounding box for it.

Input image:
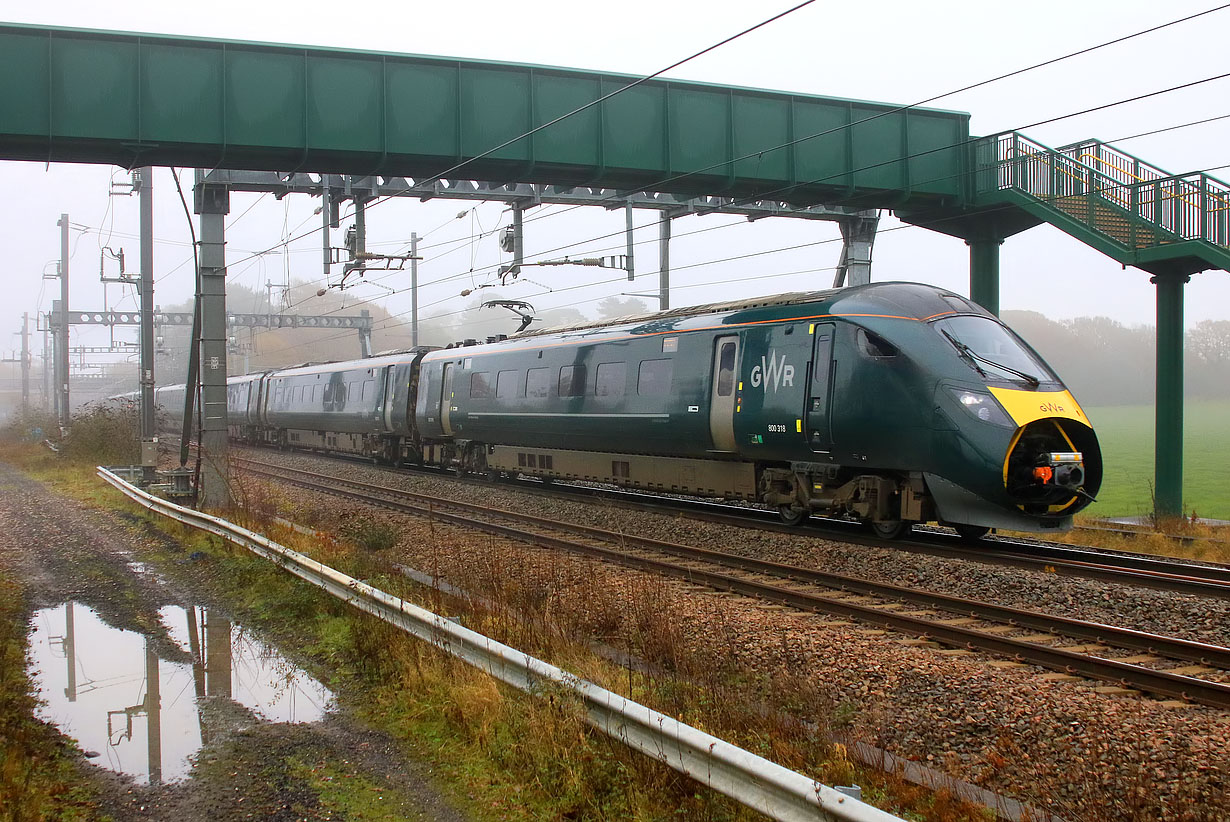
[27,602,334,784]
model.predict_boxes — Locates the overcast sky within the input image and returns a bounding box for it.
[2,0,1228,365]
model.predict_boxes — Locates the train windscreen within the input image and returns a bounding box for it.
[932,316,1058,386]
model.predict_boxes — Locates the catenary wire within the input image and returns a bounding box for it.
[419,3,1230,236]
[251,154,1230,358]
[127,9,1230,355]
[224,63,1230,307]
[131,0,1227,309]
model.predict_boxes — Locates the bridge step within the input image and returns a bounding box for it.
[982,131,1230,273]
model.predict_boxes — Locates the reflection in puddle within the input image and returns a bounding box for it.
[28,602,334,784]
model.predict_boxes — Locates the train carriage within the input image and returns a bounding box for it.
[152,281,1101,539]
[413,282,1101,535]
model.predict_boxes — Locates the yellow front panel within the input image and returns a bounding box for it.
[989,387,1090,428]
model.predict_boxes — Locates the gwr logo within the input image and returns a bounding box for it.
[1039,401,1066,414]
[751,350,795,393]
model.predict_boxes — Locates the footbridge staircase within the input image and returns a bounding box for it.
[974,132,1230,276]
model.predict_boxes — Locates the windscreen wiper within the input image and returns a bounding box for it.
[941,330,1040,387]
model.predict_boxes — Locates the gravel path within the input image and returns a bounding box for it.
[241,447,1230,821]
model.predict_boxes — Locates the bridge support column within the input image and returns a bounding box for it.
[832,211,878,287]
[136,168,157,484]
[56,214,70,428]
[967,236,1002,316]
[358,309,372,358]
[658,212,671,310]
[625,201,635,282]
[194,177,231,509]
[1152,271,1188,521]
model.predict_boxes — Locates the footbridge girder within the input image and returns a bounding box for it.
[0,22,970,210]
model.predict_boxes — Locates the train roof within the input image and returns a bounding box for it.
[514,281,987,338]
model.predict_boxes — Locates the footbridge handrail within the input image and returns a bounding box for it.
[977,131,1230,251]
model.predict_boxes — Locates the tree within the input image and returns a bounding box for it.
[594,296,648,320]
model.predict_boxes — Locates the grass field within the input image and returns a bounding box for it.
[1082,399,1230,521]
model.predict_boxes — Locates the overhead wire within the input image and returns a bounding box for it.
[45,2,1229,349]
[150,105,1230,313]
[254,150,1230,358]
[435,2,1230,236]
[220,2,1230,312]
[126,5,1230,358]
[217,0,821,275]
[371,70,1230,296]
[1105,113,1230,146]
[198,123,1230,363]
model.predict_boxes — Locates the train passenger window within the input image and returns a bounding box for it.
[496,370,518,399]
[857,329,898,359]
[558,365,587,397]
[526,367,551,398]
[470,372,492,399]
[716,342,737,396]
[638,359,673,396]
[595,362,626,397]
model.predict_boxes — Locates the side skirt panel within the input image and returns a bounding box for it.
[487,445,757,500]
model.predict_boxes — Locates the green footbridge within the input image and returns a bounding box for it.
[1,23,1225,518]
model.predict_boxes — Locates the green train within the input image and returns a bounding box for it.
[218,281,1101,538]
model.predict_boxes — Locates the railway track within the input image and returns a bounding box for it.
[236,456,1230,710]
[493,470,1230,600]
[231,445,1230,599]
[540,488,1230,599]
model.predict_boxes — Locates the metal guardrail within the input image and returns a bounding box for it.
[96,467,903,822]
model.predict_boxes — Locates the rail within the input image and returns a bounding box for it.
[234,459,1230,708]
[95,467,903,822]
[977,131,1230,250]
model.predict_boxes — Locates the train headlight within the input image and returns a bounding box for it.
[948,388,1014,427]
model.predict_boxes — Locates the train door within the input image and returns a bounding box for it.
[440,362,456,436]
[709,336,739,451]
[807,324,834,452]
[381,365,397,430]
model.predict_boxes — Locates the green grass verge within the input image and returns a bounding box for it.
[1084,400,1230,520]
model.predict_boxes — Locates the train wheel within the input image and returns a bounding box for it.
[870,519,910,540]
[954,524,990,541]
[778,505,809,526]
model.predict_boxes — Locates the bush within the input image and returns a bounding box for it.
[59,402,140,465]
[342,519,400,552]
